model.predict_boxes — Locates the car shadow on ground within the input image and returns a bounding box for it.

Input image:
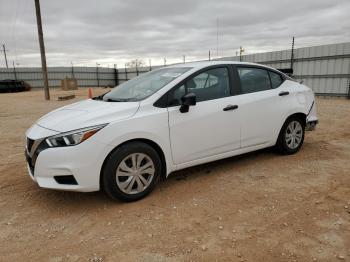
[166,147,276,182]
[34,146,280,209]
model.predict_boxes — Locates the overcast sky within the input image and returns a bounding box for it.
[0,0,349,67]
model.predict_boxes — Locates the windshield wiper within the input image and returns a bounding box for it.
[92,90,110,100]
[105,98,131,102]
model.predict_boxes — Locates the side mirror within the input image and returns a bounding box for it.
[180,93,196,113]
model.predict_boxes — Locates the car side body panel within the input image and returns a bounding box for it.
[93,102,175,176]
[168,96,241,165]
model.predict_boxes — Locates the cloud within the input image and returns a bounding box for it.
[0,0,349,67]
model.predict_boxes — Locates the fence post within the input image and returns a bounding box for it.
[71,62,75,78]
[96,64,100,87]
[114,64,119,86]
[124,64,128,82]
[12,61,17,81]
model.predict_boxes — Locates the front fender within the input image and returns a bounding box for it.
[93,107,174,176]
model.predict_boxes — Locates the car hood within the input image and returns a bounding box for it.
[36,99,140,132]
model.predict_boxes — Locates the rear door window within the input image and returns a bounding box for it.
[237,67,271,94]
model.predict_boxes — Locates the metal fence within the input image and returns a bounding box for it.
[0,66,117,88]
[218,42,350,97]
[1,42,350,97]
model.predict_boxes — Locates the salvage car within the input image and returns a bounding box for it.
[0,80,29,92]
[25,61,318,201]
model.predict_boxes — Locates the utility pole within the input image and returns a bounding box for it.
[113,63,119,86]
[164,58,166,67]
[290,36,295,72]
[2,44,9,69]
[239,46,245,62]
[12,61,17,80]
[183,55,186,63]
[34,0,50,100]
[135,59,139,76]
[124,63,128,81]
[96,62,100,87]
[149,59,152,71]
[71,61,75,78]
[209,50,211,61]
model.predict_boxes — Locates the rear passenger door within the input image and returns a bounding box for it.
[235,66,287,148]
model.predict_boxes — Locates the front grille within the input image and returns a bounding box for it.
[27,138,34,153]
[25,138,49,175]
[25,150,35,176]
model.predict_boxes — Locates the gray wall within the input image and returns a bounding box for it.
[1,42,349,96]
[217,42,350,96]
[0,66,117,88]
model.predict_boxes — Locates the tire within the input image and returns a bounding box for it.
[102,142,162,202]
[276,116,305,155]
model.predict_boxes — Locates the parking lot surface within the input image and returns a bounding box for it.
[0,89,349,261]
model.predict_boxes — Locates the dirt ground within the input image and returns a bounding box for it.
[0,88,349,262]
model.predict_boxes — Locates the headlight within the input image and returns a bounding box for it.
[46,124,107,147]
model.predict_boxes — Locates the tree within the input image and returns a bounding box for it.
[125,59,146,68]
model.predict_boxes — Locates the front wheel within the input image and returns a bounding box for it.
[102,142,162,202]
[276,117,305,155]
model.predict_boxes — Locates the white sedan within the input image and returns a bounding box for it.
[25,61,318,201]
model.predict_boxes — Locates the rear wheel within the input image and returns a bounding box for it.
[102,142,162,201]
[276,116,305,155]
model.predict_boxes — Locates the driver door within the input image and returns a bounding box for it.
[167,66,241,165]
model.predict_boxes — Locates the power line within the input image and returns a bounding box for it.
[216,18,219,57]
[10,0,22,61]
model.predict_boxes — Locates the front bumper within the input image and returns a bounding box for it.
[25,124,113,192]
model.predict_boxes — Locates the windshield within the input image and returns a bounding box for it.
[103,67,192,102]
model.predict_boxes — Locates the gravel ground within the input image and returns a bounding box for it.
[0,88,349,262]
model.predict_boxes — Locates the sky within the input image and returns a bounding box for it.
[0,0,349,68]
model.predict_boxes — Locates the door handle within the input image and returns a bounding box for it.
[223,105,238,111]
[279,91,290,96]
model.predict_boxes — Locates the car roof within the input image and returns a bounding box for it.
[168,60,273,70]
[169,60,289,75]
[165,60,290,80]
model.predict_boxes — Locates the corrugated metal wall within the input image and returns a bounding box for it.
[0,66,117,88]
[218,42,350,96]
[1,42,349,96]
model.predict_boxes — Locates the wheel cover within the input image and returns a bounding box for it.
[116,153,155,195]
[285,121,303,149]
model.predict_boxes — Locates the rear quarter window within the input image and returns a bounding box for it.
[269,71,283,88]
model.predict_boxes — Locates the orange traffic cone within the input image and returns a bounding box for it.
[88,88,93,98]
